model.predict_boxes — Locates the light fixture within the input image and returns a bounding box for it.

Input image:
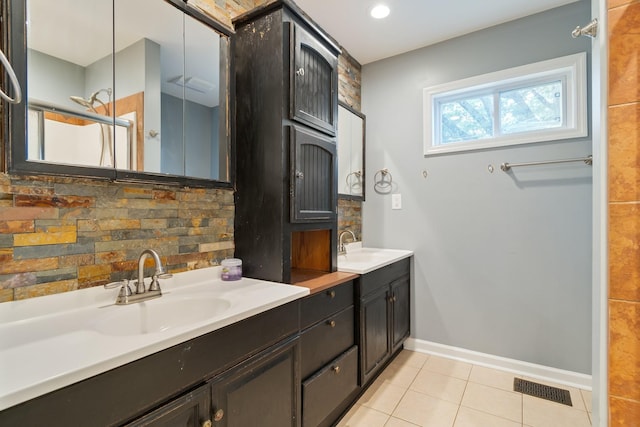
[370,4,390,19]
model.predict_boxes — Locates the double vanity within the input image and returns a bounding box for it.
[0,247,412,426]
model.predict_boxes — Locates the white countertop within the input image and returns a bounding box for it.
[337,243,413,274]
[0,267,309,411]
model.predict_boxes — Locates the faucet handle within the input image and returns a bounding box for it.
[104,279,130,290]
[104,280,133,303]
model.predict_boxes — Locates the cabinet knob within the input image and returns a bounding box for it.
[295,170,304,179]
[327,290,336,298]
[327,320,336,328]
[393,295,397,302]
[213,409,224,422]
[332,365,341,374]
[202,420,213,427]
[296,67,305,76]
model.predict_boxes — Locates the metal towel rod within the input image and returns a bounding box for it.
[500,155,592,172]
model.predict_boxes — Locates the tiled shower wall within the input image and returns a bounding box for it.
[0,0,363,303]
[607,0,640,423]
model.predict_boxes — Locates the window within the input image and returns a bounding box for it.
[423,53,587,155]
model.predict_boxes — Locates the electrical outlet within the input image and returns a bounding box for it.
[392,193,402,210]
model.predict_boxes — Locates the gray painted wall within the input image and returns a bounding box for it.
[361,2,593,374]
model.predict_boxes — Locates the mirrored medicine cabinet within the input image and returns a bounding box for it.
[4,0,233,187]
[337,102,365,200]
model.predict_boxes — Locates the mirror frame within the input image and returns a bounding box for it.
[337,101,365,201]
[3,0,236,189]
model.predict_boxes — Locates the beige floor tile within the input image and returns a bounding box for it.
[523,394,592,427]
[360,379,408,414]
[378,362,422,388]
[385,416,422,426]
[410,369,467,404]
[392,350,430,369]
[453,406,521,427]
[392,389,459,427]
[468,365,516,392]
[580,389,593,413]
[522,376,587,412]
[423,356,472,380]
[461,382,522,423]
[337,404,390,427]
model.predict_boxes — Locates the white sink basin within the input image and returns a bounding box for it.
[337,245,413,274]
[91,295,232,336]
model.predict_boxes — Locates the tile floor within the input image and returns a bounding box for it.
[337,350,592,427]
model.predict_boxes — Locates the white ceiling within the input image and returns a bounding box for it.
[294,0,581,65]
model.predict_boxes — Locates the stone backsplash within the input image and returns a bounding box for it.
[0,174,234,302]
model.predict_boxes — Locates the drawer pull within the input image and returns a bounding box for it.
[213,409,224,422]
[327,290,336,298]
[332,365,341,374]
[202,420,212,427]
[327,320,336,328]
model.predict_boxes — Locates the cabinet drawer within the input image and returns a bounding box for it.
[300,305,354,379]
[302,346,358,427]
[301,280,353,329]
[358,257,410,297]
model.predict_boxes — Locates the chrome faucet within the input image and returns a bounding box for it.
[104,249,172,305]
[338,230,357,255]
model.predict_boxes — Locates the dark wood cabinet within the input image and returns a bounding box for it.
[125,384,211,427]
[299,281,358,427]
[210,338,300,427]
[290,22,338,135]
[234,1,340,283]
[357,258,412,386]
[291,125,337,223]
[361,285,391,382]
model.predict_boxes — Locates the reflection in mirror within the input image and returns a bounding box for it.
[337,103,365,200]
[26,0,116,168]
[24,0,230,183]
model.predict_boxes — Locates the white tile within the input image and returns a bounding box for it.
[454,406,521,427]
[468,365,515,392]
[360,379,408,414]
[337,404,390,427]
[522,376,587,412]
[378,362,421,388]
[423,356,472,380]
[392,350,430,369]
[392,389,459,427]
[385,416,422,427]
[409,369,467,404]
[523,394,592,427]
[461,382,522,423]
[580,389,593,413]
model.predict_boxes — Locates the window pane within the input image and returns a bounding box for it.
[499,81,562,134]
[439,95,493,144]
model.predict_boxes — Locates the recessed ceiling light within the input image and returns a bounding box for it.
[370,4,390,19]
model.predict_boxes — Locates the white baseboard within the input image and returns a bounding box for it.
[404,338,592,391]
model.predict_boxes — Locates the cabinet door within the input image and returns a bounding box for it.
[125,384,210,427]
[290,126,337,222]
[290,22,338,135]
[210,338,299,427]
[359,286,390,384]
[391,277,411,352]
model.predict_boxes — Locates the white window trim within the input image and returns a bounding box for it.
[423,52,588,156]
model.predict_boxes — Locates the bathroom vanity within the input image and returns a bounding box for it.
[0,252,412,427]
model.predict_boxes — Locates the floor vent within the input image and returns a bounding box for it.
[513,378,572,406]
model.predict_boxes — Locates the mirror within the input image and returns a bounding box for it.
[18,0,230,184]
[337,102,365,200]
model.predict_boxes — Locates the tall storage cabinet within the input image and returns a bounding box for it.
[233,1,340,284]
